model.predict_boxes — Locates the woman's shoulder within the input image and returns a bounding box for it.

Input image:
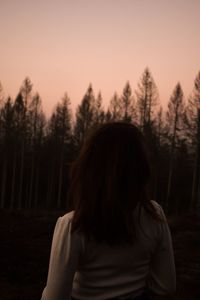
[138,200,166,223]
[54,211,75,230]
[150,200,163,212]
[150,200,166,220]
[60,210,74,221]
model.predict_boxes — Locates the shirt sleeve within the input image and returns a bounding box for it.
[147,204,176,296]
[41,215,81,300]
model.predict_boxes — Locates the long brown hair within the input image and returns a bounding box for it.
[69,122,161,244]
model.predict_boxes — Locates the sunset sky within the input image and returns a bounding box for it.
[1,0,200,115]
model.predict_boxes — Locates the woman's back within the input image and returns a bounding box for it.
[41,123,176,300]
[41,201,175,300]
[72,201,175,299]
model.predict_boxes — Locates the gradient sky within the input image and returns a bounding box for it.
[1,0,200,115]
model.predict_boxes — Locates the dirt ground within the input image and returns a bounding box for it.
[0,209,200,300]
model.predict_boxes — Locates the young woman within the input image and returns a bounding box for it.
[41,122,176,300]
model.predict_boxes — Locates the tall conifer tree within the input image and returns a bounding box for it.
[74,84,95,146]
[165,83,185,211]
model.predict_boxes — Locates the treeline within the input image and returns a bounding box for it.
[0,67,200,214]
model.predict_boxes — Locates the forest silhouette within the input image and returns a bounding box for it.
[1,68,200,300]
[0,67,200,214]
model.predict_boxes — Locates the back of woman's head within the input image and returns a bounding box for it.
[69,122,155,244]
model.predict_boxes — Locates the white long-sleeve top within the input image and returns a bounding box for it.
[41,201,176,300]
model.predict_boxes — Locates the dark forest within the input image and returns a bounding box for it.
[1,68,200,300]
[1,68,200,214]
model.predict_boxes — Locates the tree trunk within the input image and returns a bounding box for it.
[46,161,55,209]
[0,158,7,209]
[57,150,64,209]
[191,148,199,211]
[28,155,35,209]
[10,152,17,210]
[34,164,39,209]
[18,142,24,210]
[166,130,176,213]
[166,154,174,213]
[166,106,179,213]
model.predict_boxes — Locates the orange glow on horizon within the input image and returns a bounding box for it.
[0,0,200,115]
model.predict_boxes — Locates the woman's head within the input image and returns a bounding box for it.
[69,122,153,244]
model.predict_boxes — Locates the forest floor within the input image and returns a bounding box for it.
[0,209,200,300]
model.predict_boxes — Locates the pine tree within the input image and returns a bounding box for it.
[55,93,72,208]
[93,91,105,124]
[120,81,135,123]
[152,106,167,205]
[74,84,95,147]
[0,97,14,208]
[47,93,72,209]
[108,92,122,121]
[155,106,165,149]
[165,83,185,212]
[136,68,159,130]
[13,89,31,209]
[185,71,200,210]
[20,77,32,109]
[28,92,45,209]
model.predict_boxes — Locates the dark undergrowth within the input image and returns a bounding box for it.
[0,209,200,300]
